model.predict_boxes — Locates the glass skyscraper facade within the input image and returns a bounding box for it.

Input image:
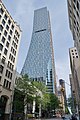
[21,7,56,93]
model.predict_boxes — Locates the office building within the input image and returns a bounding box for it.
[69,47,79,70]
[21,7,56,93]
[59,79,67,112]
[69,47,80,112]
[57,86,64,111]
[67,0,80,56]
[0,1,21,119]
[69,74,76,111]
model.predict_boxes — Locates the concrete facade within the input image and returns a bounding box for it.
[67,0,80,56]
[0,1,21,119]
[73,58,80,103]
[69,47,79,103]
[57,86,65,112]
[59,79,67,112]
[69,47,80,113]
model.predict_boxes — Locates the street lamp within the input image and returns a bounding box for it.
[64,81,75,114]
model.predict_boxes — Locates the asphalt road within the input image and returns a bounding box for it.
[36,118,63,120]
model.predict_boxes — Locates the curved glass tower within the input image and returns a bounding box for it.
[21,7,56,93]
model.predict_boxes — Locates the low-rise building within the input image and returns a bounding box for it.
[0,1,21,120]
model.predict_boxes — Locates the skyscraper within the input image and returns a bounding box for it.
[69,47,80,112]
[59,79,66,112]
[67,0,80,114]
[67,0,80,56]
[21,7,56,93]
[0,1,21,119]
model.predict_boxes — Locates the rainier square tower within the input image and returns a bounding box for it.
[21,7,57,94]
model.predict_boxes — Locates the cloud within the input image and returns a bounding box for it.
[3,0,73,97]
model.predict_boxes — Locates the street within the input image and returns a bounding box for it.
[36,118,63,120]
[35,114,71,120]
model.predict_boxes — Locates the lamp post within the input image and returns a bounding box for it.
[65,82,75,113]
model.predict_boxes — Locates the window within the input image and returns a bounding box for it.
[0,8,4,14]
[6,80,8,88]
[16,39,18,44]
[18,34,20,38]
[7,61,10,67]
[13,57,15,63]
[0,53,1,58]
[4,48,8,55]
[3,79,6,87]
[73,0,76,3]
[5,70,8,77]
[2,19,6,26]
[15,44,17,49]
[4,14,7,20]
[0,15,1,19]
[0,25,3,31]
[11,64,13,70]
[10,73,12,79]
[7,61,14,71]
[14,51,16,56]
[12,41,14,46]
[1,36,5,43]
[77,11,79,18]
[0,65,4,74]
[0,43,3,51]
[74,20,76,25]
[8,19,11,25]
[11,47,13,52]
[9,82,11,89]
[11,24,14,30]
[77,1,79,10]
[11,47,16,56]
[1,56,6,64]
[9,54,11,59]
[6,25,9,30]
[8,35,11,41]
[15,30,19,38]
[5,69,12,80]
[12,41,17,49]
[10,30,12,35]
[4,30,7,37]
[3,79,11,89]
[7,71,10,79]
[0,76,1,81]
[6,41,9,48]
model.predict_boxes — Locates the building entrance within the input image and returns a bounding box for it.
[0,96,8,120]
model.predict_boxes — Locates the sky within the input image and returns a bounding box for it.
[3,0,74,97]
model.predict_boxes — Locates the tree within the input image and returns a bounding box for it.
[32,81,50,109]
[16,74,37,119]
[47,93,60,114]
[16,75,60,118]
[12,89,25,120]
[32,81,46,94]
[16,75,49,118]
[16,74,36,104]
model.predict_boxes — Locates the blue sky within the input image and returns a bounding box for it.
[3,0,74,97]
